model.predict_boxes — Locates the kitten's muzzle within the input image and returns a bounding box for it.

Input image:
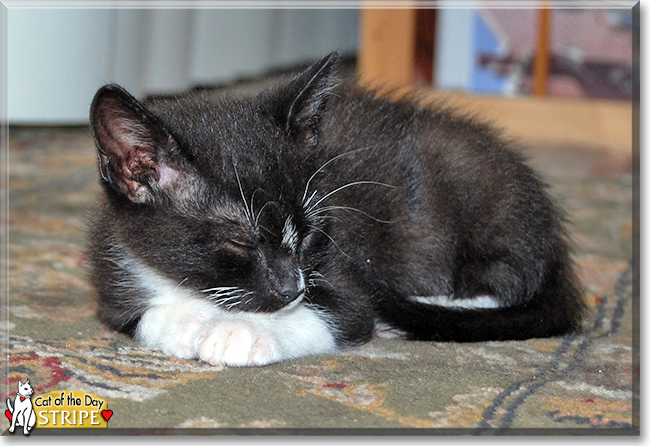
[268,255,306,306]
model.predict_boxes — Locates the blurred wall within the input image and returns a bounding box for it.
[434,9,473,92]
[7,9,358,125]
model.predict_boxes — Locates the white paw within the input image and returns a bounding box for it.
[196,321,282,367]
[136,303,212,360]
[163,315,208,359]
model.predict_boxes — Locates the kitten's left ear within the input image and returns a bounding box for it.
[271,52,340,146]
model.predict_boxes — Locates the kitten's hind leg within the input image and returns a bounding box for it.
[375,258,582,342]
[453,259,541,307]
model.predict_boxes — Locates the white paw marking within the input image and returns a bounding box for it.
[136,302,213,359]
[196,320,282,367]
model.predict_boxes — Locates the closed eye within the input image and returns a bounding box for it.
[217,242,257,269]
[227,240,258,250]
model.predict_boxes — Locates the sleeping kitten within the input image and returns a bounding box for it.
[88,52,583,367]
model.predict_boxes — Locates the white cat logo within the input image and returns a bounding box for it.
[5,379,37,435]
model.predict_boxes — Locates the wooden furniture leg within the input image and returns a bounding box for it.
[358,8,417,88]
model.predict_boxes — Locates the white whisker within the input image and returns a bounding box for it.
[234,163,254,226]
[175,277,189,290]
[202,287,256,310]
[306,213,342,224]
[301,146,372,205]
[303,189,319,209]
[306,180,398,215]
[308,224,353,259]
[255,201,279,227]
[217,296,240,306]
[201,286,240,293]
[249,188,265,224]
[238,291,255,302]
[208,292,241,301]
[309,205,394,224]
[308,270,335,289]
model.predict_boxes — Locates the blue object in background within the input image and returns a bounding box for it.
[435,10,509,95]
[471,12,508,94]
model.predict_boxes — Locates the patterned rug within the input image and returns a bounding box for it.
[2,117,637,434]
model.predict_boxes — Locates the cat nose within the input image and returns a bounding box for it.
[275,282,305,302]
[270,256,305,303]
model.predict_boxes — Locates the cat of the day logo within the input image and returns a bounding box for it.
[5,380,113,434]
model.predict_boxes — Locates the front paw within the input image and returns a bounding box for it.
[196,321,282,367]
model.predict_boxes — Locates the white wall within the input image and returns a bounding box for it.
[434,9,474,91]
[8,9,115,124]
[7,9,359,125]
[191,9,277,86]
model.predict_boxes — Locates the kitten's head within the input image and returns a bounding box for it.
[90,53,339,313]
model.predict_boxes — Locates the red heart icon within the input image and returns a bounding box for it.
[101,410,113,422]
[5,409,11,422]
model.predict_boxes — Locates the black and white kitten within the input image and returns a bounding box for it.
[88,52,583,367]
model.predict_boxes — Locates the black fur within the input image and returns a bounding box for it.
[88,52,583,350]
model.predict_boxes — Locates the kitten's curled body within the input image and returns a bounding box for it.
[89,53,583,366]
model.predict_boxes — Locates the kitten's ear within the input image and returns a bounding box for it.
[90,84,180,204]
[273,52,340,145]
